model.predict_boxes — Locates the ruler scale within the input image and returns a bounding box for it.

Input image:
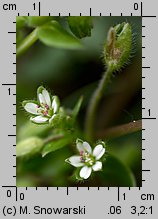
[0,0,157,218]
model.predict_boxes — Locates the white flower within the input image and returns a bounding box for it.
[23,86,60,124]
[65,139,106,179]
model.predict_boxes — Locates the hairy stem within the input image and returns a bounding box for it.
[95,120,142,139]
[16,28,38,57]
[85,67,113,141]
[43,134,64,145]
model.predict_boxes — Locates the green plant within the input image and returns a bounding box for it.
[17,17,141,186]
[16,16,93,57]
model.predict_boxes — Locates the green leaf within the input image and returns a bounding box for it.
[16,30,25,44]
[17,121,52,141]
[72,96,83,119]
[25,16,53,27]
[16,17,27,44]
[98,155,136,186]
[16,17,26,30]
[42,134,73,157]
[67,16,93,38]
[37,21,83,50]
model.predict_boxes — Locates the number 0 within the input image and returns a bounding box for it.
[7,190,11,197]
[134,3,139,10]
[20,193,24,200]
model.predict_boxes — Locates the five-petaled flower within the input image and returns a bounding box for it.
[65,139,106,179]
[23,86,60,124]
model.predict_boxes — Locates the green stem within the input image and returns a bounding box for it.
[85,67,113,141]
[16,28,38,57]
[43,134,64,145]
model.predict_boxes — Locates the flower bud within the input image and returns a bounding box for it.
[16,137,44,158]
[104,22,132,71]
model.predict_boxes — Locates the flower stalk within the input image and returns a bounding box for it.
[43,134,64,145]
[85,22,132,141]
[85,67,113,140]
[95,120,142,139]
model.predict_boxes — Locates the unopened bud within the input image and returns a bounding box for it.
[16,137,44,158]
[104,22,132,71]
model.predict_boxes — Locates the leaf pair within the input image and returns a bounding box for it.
[16,17,93,57]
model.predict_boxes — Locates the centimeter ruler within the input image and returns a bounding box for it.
[0,0,157,218]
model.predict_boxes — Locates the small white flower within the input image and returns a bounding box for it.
[23,86,60,125]
[65,139,106,179]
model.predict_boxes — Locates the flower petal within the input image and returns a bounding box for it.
[80,166,92,179]
[38,93,46,104]
[76,141,84,152]
[82,142,92,153]
[24,103,39,115]
[49,114,57,124]
[52,96,59,113]
[30,116,48,124]
[92,161,102,171]
[65,156,84,167]
[42,89,51,107]
[93,144,105,160]
[76,140,92,154]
